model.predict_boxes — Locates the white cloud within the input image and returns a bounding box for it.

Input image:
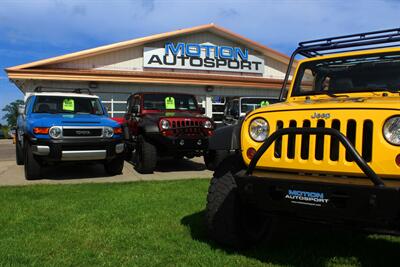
[0,0,399,54]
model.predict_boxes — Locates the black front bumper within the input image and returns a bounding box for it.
[31,138,124,162]
[235,172,400,234]
[239,127,400,234]
[147,133,209,152]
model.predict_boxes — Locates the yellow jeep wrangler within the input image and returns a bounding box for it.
[206,28,400,247]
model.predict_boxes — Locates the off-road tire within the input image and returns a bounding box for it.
[16,137,24,165]
[24,143,41,180]
[206,154,272,248]
[135,135,157,174]
[105,156,125,175]
[204,149,229,171]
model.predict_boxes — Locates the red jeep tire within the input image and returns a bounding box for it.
[135,135,157,174]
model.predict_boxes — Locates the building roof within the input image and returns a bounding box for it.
[6,23,291,71]
[8,68,289,89]
[6,24,294,91]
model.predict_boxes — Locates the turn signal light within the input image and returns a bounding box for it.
[247,147,257,160]
[396,154,400,167]
[113,127,123,134]
[33,127,49,134]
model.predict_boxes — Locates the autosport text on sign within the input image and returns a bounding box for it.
[143,42,265,74]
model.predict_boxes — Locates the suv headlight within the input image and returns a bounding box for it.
[103,126,114,138]
[203,120,212,129]
[383,116,400,145]
[160,119,170,130]
[249,118,269,142]
[49,126,62,139]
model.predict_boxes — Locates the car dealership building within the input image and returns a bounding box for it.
[6,24,294,122]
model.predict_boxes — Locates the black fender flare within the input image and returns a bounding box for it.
[209,119,242,151]
[138,118,159,135]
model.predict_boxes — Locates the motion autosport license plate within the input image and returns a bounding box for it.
[285,189,329,207]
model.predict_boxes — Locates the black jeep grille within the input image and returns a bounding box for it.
[274,119,373,163]
[171,120,204,136]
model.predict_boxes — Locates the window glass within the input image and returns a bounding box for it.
[33,96,104,115]
[143,94,198,111]
[292,51,400,96]
[240,98,279,113]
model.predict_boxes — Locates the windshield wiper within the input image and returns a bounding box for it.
[322,92,349,98]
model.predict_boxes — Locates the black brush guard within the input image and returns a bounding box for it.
[235,127,400,233]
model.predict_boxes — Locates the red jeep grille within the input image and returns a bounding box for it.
[170,119,204,136]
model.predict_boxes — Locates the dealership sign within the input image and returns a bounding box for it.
[143,42,264,74]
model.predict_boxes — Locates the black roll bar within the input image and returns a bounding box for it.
[279,28,400,101]
[246,127,385,187]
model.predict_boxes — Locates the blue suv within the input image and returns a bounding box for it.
[16,90,125,180]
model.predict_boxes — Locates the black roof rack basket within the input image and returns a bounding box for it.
[279,27,400,100]
[34,86,92,95]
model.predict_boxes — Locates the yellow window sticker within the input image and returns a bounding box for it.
[260,100,269,107]
[165,97,176,109]
[63,99,75,111]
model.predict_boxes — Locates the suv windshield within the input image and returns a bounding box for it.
[292,51,400,97]
[33,96,104,115]
[143,94,198,111]
[241,98,279,113]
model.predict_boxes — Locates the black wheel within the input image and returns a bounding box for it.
[105,156,125,175]
[206,154,273,248]
[204,149,229,171]
[174,154,185,161]
[24,143,41,180]
[135,135,157,174]
[16,136,24,165]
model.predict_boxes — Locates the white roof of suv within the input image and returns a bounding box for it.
[25,92,99,101]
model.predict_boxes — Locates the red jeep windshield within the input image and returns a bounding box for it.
[143,94,198,111]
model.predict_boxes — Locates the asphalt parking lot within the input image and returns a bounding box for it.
[0,139,212,186]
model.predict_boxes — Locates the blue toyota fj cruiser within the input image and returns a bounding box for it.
[16,89,125,180]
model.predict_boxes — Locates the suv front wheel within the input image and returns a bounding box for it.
[135,135,157,174]
[24,143,41,180]
[104,156,125,175]
[206,154,274,248]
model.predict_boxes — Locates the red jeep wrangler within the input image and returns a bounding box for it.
[121,92,214,173]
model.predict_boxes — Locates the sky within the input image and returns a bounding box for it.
[1,0,399,123]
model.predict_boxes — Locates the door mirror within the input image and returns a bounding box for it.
[132,105,140,115]
[18,105,25,115]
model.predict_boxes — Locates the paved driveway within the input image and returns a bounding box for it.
[0,139,212,186]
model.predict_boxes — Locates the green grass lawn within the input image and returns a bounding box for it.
[1,179,399,267]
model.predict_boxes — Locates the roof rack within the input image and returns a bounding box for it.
[34,86,92,95]
[297,28,400,58]
[279,27,400,100]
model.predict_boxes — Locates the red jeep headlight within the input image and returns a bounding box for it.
[160,119,170,130]
[203,120,212,129]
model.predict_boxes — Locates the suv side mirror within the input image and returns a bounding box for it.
[18,105,25,115]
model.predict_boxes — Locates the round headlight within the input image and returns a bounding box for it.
[103,126,114,138]
[49,126,62,139]
[249,118,269,142]
[160,119,170,130]
[203,120,212,129]
[383,116,400,145]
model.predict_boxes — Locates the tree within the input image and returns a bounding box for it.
[2,100,24,127]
